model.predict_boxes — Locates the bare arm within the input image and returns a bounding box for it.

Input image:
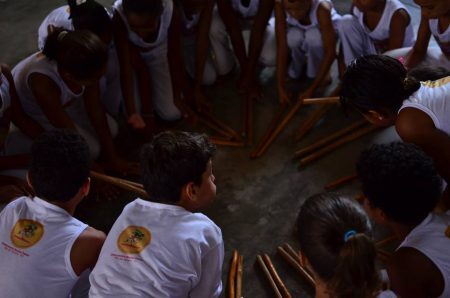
[387,9,410,51]
[274,0,289,104]
[70,227,106,275]
[405,14,431,69]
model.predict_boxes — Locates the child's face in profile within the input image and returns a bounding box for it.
[352,0,378,13]
[283,0,312,21]
[126,12,161,40]
[193,159,216,209]
[415,0,450,19]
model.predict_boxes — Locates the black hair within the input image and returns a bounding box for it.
[42,27,107,81]
[298,193,380,298]
[122,0,164,16]
[67,0,112,39]
[357,142,442,225]
[341,55,421,114]
[408,66,450,82]
[29,129,91,202]
[140,131,216,203]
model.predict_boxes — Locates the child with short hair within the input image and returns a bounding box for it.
[0,129,106,297]
[297,193,396,298]
[341,55,450,208]
[404,0,450,70]
[337,0,415,66]
[357,142,450,298]
[275,0,340,103]
[89,131,224,297]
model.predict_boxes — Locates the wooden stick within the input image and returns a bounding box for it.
[295,119,368,158]
[250,103,288,158]
[228,250,239,298]
[277,246,316,287]
[246,96,254,145]
[198,115,235,139]
[255,99,304,158]
[90,171,148,198]
[283,243,316,284]
[325,173,358,190]
[209,136,245,147]
[256,255,283,298]
[376,235,397,247]
[236,255,244,298]
[262,254,292,298]
[294,104,332,141]
[302,96,339,105]
[299,124,379,166]
[201,111,241,140]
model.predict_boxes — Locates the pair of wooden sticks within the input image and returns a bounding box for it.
[295,120,379,166]
[228,250,244,298]
[277,243,316,288]
[90,171,148,198]
[325,173,358,190]
[256,254,291,298]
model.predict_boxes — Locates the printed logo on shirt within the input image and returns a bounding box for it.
[117,226,151,254]
[445,226,450,239]
[10,219,44,248]
[422,76,450,88]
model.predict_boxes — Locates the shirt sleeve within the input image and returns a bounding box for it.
[188,241,224,298]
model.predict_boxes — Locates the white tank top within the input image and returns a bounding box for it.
[12,53,84,118]
[398,77,450,135]
[286,0,340,30]
[353,0,414,50]
[89,198,224,297]
[0,72,11,119]
[180,7,201,35]
[37,6,74,50]
[397,212,450,298]
[231,0,260,19]
[0,196,88,297]
[429,19,450,60]
[113,0,173,52]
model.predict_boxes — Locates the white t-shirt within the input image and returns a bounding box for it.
[0,196,88,297]
[37,6,74,50]
[0,72,11,119]
[399,77,450,135]
[429,18,450,60]
[397,212,450,298]
[353,0,414,51]
[286,0,340,30]
[89,198,224,298]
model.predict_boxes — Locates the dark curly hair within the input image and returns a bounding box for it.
[140,131,216,203]
[67,0,112,40]
[29,129,91,202]
[357,142,442,225]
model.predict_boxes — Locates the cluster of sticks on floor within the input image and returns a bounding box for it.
[228,237,397,297]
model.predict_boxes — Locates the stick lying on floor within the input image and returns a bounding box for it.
[325,173,358,190]
[256,255,283,298]
[90,171,148,198]
[294,104,332,142]
[277,244,316,287]
[228,250,244,298]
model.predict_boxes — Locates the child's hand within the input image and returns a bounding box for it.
[128,113,146,129]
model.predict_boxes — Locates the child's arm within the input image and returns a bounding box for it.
[386,9,411,51]
[298,2,336,100]
[29,73,77,130]
[216,0,248,77]
[405,14,431,69]
[2,64,43,139]
[70,226,106,275]
[243,0,274,99]
[274,0,290,104]
[112,12,146,129]
[396,107,450,185]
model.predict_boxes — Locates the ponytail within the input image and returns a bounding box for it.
[330,233,381,298]
[42,27,67,60]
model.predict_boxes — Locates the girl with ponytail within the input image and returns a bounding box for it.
[341,54,450,209]
[297,193,395,298]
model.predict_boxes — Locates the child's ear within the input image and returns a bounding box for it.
[365,110,393,126]
[183,182,196,201]
[82,177,91,197]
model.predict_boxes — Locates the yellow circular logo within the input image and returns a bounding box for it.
[445,226,450,239]
[10,219,44,248]
[117,226,151,254]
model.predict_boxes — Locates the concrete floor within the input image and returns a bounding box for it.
[0,0,421,297]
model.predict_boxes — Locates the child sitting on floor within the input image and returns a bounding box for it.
[341,54,450,209]
[357,142,450,298]
[0,129,105,297]
[89,131,224,297]
[297,193,396,298]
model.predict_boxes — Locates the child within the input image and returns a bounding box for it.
[404,0,450,70]
[0,63,43,202]
[89,131,223,297]
[337,0,415,66]
[37,0,123,116]
[275,0,340,103]
[297,193,396,298]
[9,28,135,175]
[357,142,449,297]
[341,54,450,205]
[0,129,106,297]
[216,0,276,101]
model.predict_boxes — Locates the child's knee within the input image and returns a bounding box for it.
[287,28,304,49]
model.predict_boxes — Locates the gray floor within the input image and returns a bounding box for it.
[0,0,421,297]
